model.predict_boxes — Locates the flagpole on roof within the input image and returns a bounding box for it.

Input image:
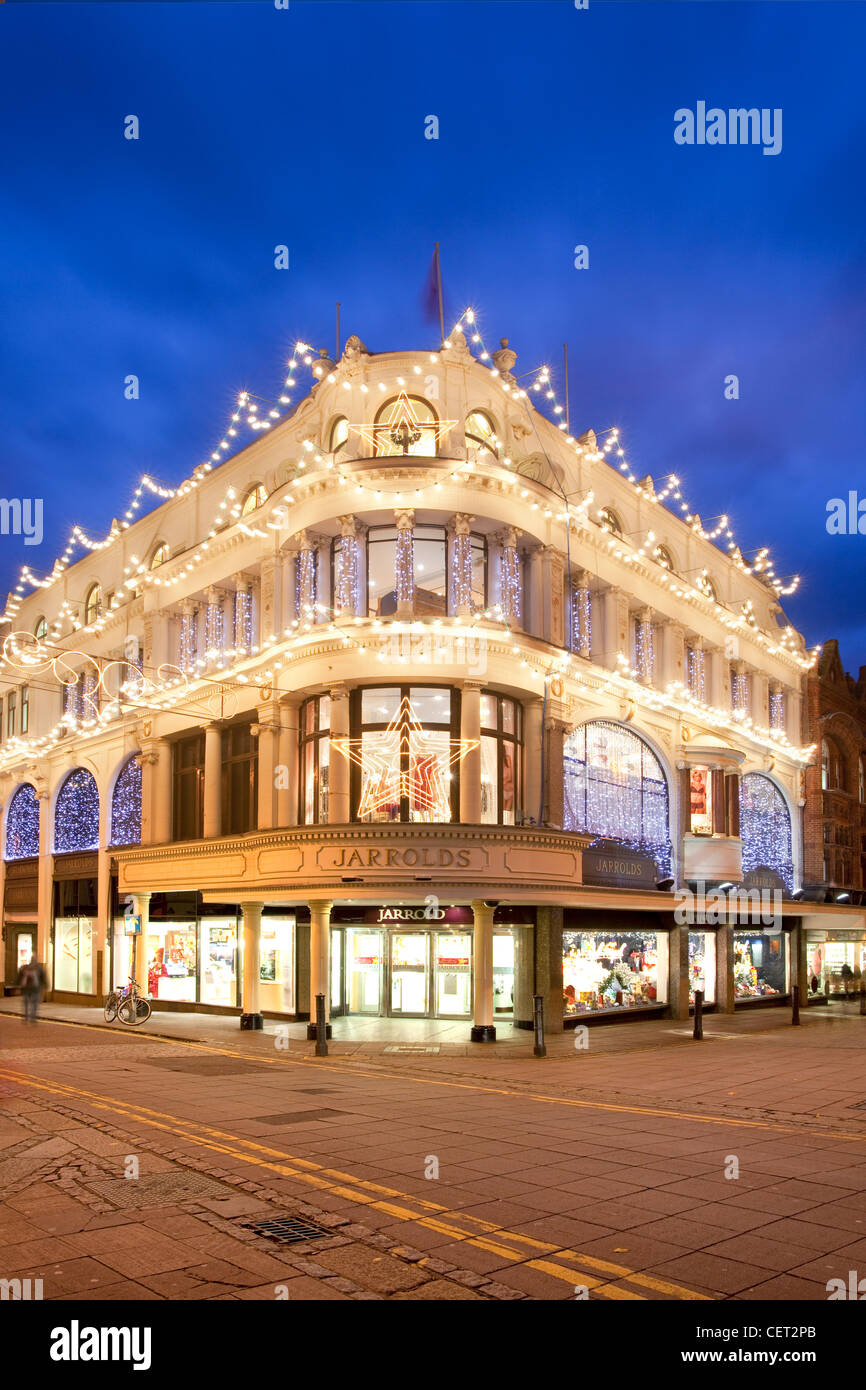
[435,242,445,345]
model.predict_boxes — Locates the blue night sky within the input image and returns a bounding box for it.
[1,1,864,669]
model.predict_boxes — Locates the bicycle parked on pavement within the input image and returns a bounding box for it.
[104,976,152,1026]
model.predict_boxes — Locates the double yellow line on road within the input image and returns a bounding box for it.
[5,1009,866,1146]
[0,1063,710,1302]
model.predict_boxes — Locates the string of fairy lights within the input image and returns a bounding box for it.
[0,306,816,775]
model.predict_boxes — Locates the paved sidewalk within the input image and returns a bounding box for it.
[2,1001,866,1300]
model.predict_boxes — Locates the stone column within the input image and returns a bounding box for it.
[153,738,172,844]
[278,698,300,826]
[36,788,53,989]
[523,697,543,826]
[667,916,689,1021]
[131,892,151,996]
[527,548,543,640]
[544,718,568,829]
[447,512,475,616]
[715,922,735,1013]
[471,899,496,1041]
[394,508,415,618]
[96,790,111,998]
[572,569,592,659]
[0,856,6,988]
[636,606,655,685]
[328,685,350,824]
[240,901,264,1030]
[307,899,334,1039]
[459,681,482,823]
[203,722,222,839]
[534,904,564,1034]
[496,526,522,626]
[255,704,280,830]
[334,516,360,617]
[662,621,686,689]
[512,925,535,1027]
[139,738,158,845]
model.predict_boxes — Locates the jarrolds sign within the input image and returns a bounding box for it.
[581,841,659,891]
[328,846,474,869]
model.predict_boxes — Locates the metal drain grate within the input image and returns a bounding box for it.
[383,1044,440,1054]
[242,1216,331,1244]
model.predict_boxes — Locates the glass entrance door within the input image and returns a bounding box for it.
[434,932,472,1017]
[493,931,514,1015]
[346,928,384,1014]
[390,932,428,1015]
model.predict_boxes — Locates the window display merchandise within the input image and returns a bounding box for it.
[734,931,787,999]
[562,930,667,1015]
[147,923,196,1001]
[688,931,716,1003]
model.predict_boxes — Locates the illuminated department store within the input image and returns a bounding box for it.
[0,322,860,1036]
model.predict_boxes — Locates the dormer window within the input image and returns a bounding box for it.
[241,484,268,516]
[84,584,101,625]
[330,417,349,455]
[653,545,674,572]
[150,543,168,569]
[34,616,47,642]
[465,411,499,460]
[598,508,623,536]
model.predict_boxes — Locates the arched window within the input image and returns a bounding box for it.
[84,585,101,625]
[653,545,674,572]
[373,395,439,457]
[821,738,846,791]
[149,543,168,569]
[110,757,142,847]
[5,783,40,859]
[241,484,268,516]
[465,411,499,460]
[54,769,100,853]
[564,721,671,874]
[330,417,349,455]
[598,508,623,536]
[34,616,47,642]
[739,773,793,892]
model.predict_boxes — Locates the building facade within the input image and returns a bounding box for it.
[0,325,836,1035]
[801,640,866,999]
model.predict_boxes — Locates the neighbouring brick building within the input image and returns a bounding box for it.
[801,640,866,997]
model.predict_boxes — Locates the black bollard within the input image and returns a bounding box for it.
[792,983,800,1026]
[314,992,328,1057]
[860,986,866,1017]
[693,989,703,1040]
[533,993,546,1057]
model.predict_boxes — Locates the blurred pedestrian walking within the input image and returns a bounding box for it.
[17,954,46,1024]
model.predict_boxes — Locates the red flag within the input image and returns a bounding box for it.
[421,246,440,324]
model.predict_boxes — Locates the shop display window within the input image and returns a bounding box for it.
[734,931,787,999]
[688,931,716,1003]
[689,767,713,835]
[808,938,866,997]
[147,922,197,1002]
[54,918,93,993]
[259,918,295,1013]
[562,930,668,1015]
[202,919,237,1006]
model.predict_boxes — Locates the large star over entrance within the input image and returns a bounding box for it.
[331,695,478,820]
[349,391,456,456]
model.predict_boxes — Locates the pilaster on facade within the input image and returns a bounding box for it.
[600,586,629,672]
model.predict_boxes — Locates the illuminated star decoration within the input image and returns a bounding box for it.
[349,391,457,456]
[331,696,478,820]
